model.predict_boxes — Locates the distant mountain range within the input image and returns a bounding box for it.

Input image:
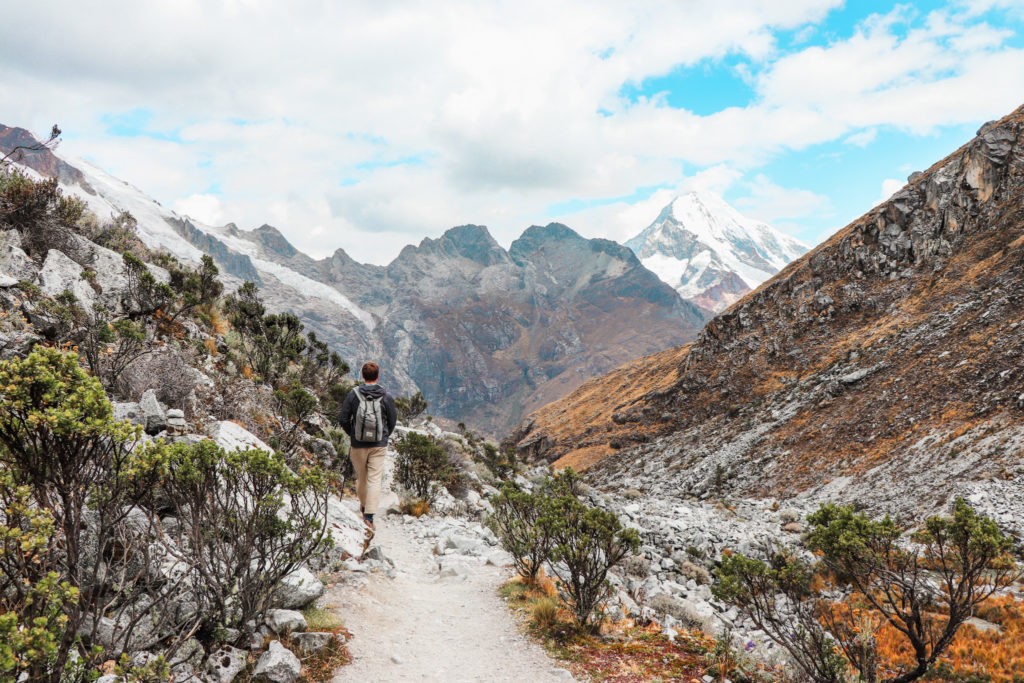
[625,191,809,312]
[3,126,732,433]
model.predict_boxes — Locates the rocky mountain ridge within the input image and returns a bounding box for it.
[512,103,1024,532]
[0,126,708,433]
[625,191,808,313]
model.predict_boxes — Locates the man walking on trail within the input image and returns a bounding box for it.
[340,361,397,535]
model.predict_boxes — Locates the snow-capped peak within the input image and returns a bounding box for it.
[626,191,808,312]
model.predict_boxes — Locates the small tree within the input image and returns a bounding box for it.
[486,484,556,584]
[715,500,1020,683]
[122,252,174,319]
[130,440,332,641]
[393,432,453,503]
[546,491,640,631]
[0,347,168,680]
[394,391,428,422]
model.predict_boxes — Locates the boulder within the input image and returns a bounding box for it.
[265,609,307,634]
[274,566,324,609]
[113,402,146,428]
[0,230,37,282]
[209,420,273,453]
[139,389,167,435]
[291,631,339,654]
[253,640,301,683]
[38,249,95,307]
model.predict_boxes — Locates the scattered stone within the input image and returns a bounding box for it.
[253,641,301,683]
[205,645,248,683]
[291,631,339,654]
[139,389,167,435]
[265,609,307,634]
[390,653,403,664]
[274,566,324,609]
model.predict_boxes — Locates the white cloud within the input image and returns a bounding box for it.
[0,1,1020,263]
[844,128,878,147]
[734,175,831,225]
[880,178,906,201]
[172,194,225,226]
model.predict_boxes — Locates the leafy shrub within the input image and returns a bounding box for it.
[129,440,332,641]
[394,391,428,422]
[122,252,174,318]
[0,170,84,258]
[714,500,1020,683]
[486,469,639,630]
[479,441,517,480]
[546,484,640,631]
[393,432,454,503]
[486,484,557,583]
[79,305,151,392]
[0,347,169,679]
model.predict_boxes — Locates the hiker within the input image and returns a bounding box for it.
[339,361,397,534]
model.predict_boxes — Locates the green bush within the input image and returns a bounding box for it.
[485,469,639,630]
[0,346,161,680]
[128,439,332,641]
[714,500,1020,683]
[394,391,428,422]
[393,432,453,503]
[486,484,556,583]
[545,484,640,631]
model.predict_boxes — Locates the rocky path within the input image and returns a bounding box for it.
[325,506,576,683]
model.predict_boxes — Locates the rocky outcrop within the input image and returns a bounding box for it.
[514,103,1024,520]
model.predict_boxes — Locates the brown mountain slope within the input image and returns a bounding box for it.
[510,103,1024,514]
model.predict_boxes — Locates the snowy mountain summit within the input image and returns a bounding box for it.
[625,191,808,312]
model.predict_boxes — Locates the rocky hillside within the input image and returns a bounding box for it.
[626,191,808,313]
[0,126,707,434]
[512,103,1024,530]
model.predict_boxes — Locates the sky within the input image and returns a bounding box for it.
[3,0,1024,264]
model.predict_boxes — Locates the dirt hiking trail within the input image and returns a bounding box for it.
[326,505,577,683]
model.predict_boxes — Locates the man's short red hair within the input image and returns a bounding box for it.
[361,362,380,382]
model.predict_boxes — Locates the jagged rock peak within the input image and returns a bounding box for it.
[406,224,509,266]
[252,224,298,258]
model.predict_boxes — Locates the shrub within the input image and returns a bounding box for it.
[486,484,557,584]
[0,347,171,680]
[129,440,332,641]
[480,441,517,480]
[0,170,84,258]
[393,432,453,503]
[79,305,151,392]
[122,252,174,318]
[394,391,428,422]
[546,489,640,631]
[714,500,1020,683]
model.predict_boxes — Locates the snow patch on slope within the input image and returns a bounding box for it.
[57,157,375,330]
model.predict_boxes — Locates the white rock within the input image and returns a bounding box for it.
[39,249,95,307]
[253,641,301,683]
[275,566,324,609]
[265,609,307,634]
[209,420,273,453]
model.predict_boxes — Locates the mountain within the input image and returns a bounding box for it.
[625,191,808,312]
[511,104,1024,532]
[0,126,707,433]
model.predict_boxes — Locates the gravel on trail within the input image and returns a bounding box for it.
[326,505,576,683]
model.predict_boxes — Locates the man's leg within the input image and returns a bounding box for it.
[362,446,388,519]
[349,446,370,513]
